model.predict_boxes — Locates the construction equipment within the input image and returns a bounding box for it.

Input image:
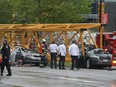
[0,23,102,61]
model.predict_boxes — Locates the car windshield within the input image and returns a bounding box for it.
[20,48,40,54]
[21,48,29,52]
[27,49,39,53]
[96,50,105,54]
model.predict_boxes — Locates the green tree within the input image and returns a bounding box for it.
[0,0,13,23]
[0,0,93,23]
[10,0,37,23]
[33,0,93,23]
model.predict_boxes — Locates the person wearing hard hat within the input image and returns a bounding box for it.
[41,39,47,54]
[42,39,46,42]
[39,39,48,66]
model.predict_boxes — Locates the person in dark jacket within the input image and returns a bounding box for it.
[1,40,12,76]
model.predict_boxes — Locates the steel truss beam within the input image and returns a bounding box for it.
[0,23,102,61]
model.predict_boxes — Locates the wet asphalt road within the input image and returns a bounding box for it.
[0,66,116,87]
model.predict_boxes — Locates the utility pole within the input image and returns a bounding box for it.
[98,0,104,48]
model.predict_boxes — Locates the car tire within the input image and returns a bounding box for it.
[108,65,112,70]
[86,59,93,69]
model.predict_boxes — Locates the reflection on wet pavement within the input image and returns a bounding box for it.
[0,83,23,87]
[0,67,116,87]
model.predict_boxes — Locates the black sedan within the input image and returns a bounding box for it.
[85,48,112,68]
[10,47,48,67]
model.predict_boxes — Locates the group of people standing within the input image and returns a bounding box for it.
[0,38,80,76]
[48,40,80,70]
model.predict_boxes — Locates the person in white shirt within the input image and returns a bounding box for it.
[48,41,58,69]
[58,41,66,69]
[68,40,80,70]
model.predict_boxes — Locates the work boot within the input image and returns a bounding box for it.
[70,68,74,70]
[6,74,12,76]
[1,73,3,76]
[77,68,80,70]
[62,67,66,70]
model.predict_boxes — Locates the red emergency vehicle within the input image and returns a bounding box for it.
[112,32,116,66]
[96,31,116,66]
[96,32,113,51]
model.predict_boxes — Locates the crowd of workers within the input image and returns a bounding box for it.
[45,39,80,70]
[29,38,80,70]
[0,38,80,77]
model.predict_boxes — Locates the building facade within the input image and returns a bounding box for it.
[87,0,116,32]
[105,2,116,32]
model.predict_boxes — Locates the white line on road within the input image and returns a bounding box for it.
[51,76,95,83]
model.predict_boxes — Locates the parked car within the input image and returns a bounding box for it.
[10,47,48,67]
[85,48,112,68]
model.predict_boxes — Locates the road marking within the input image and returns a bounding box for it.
[51,76,95,83]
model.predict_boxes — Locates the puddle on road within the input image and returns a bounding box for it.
[0,81,23,87]
[1,70,116,87]
[0,83,23,87]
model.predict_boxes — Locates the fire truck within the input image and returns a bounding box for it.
[96,32,116,66]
